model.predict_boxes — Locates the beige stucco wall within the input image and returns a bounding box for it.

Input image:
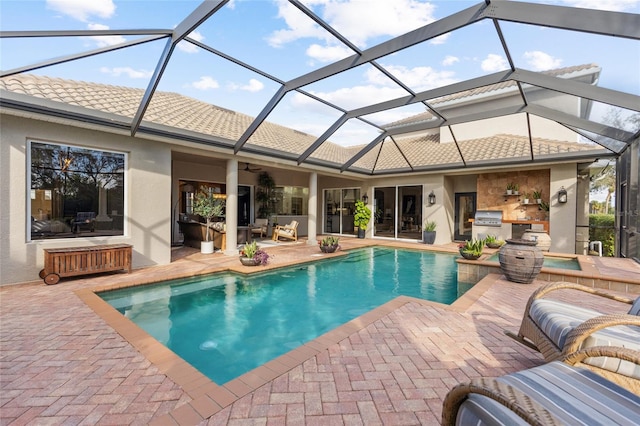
[0,114,172,286]
[549,164,578,253]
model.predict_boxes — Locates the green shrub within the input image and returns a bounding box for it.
[589,214,615,256]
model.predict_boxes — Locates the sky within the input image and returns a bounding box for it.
[1,0,639,146]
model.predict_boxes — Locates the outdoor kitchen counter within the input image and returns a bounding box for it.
[469,219,549,232]
[502,219,549,232]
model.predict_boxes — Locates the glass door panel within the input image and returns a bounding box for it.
[398,185,422,240]
[373,187,396,238]
[454,192,476,241]
[324,189,341,233]
[341,188,359,235]
[324,188,360,235]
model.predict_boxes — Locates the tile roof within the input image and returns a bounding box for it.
[1,72,604,174]
[383,64,601,129]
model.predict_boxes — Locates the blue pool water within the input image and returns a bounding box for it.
[99,247,466,384]
[486,253,581,270]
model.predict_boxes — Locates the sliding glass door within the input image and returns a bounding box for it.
[323,188,360,235]
[373,185,422,240]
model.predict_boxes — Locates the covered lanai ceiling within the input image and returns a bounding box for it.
[1,0,639,175]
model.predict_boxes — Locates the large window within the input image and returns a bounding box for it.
[30,141,125,240]
[274,186,308,215]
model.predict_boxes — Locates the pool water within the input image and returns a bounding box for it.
[99,247,466,384]
[486,253,581,270]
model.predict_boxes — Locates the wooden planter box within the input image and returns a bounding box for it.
[40,244,132,285]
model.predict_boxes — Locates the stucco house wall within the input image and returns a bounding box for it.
[0,114,172,285]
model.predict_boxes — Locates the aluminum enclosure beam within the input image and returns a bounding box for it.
[131,0,228,136]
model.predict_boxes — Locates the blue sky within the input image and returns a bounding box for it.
[1,0,639,145]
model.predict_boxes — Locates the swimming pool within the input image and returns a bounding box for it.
[486,253,581,270]
[99,247,466,384]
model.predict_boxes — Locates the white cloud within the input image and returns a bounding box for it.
[523,51,562,71]
[228,79,265,93]
[560,0,640,11]
[481,54,508,72]
[191,76,220,90]
[268,0,436,52]
[178,31,204,53]
[305,85,408,110]
[306,43,354,63]
[99,67,152,79]
[429,33,450,45]
[368,65,457,92]
[320,0,436,48]
[267,0,330,48]
[84,23,125,47]
[442,55,460,66]
[46,0,115,22]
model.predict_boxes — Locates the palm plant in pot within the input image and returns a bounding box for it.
[422,220,437,244]
[353,200,371,239]
[193,186,225,254]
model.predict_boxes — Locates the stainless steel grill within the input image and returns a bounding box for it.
[474,210,503,227]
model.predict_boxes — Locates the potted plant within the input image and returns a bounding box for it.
[485,234,505,249]
[539,200,550,220]
[422,220,437,244]
[506,182,516,195]
[239,241,270,266]
[512,183,519,195]
[522,192,530,204]
[533,190,542,204]
[353,200,371,239]
[256,172,275,219]
[319,236,340,253]
[193,186,225,254]
[458,239,484,260]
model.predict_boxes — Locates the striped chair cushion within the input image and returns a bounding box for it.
[629,297,640,316]
[456,362,640,425]
[530,298,640,378]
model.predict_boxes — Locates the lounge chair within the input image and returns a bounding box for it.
[272,220,298,242]
[442,346,640,425]
[506,281,640,383]
[251,218,268,239]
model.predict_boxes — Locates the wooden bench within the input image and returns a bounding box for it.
[39,244,132,285]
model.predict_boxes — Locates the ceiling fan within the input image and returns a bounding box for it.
[242,163,262,173]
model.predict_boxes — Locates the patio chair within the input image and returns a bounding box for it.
[442,346,640,425]
[272,220,298,242]
[251,218,268,239]
[506,281,640,382]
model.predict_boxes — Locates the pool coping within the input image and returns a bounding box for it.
[76,251,497,425]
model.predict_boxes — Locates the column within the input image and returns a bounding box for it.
[95,186,113,229]
[307,171,318,245]
[225,159,238,255]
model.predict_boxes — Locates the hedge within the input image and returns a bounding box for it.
[589,214,615,257]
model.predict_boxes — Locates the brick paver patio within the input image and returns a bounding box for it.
[1,239,637,425]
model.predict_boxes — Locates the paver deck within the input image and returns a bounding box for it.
[1,238,638,425]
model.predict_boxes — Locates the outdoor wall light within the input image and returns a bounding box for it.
[362,194,369,204]
[558,186,568,204]
[428,191,436,205]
